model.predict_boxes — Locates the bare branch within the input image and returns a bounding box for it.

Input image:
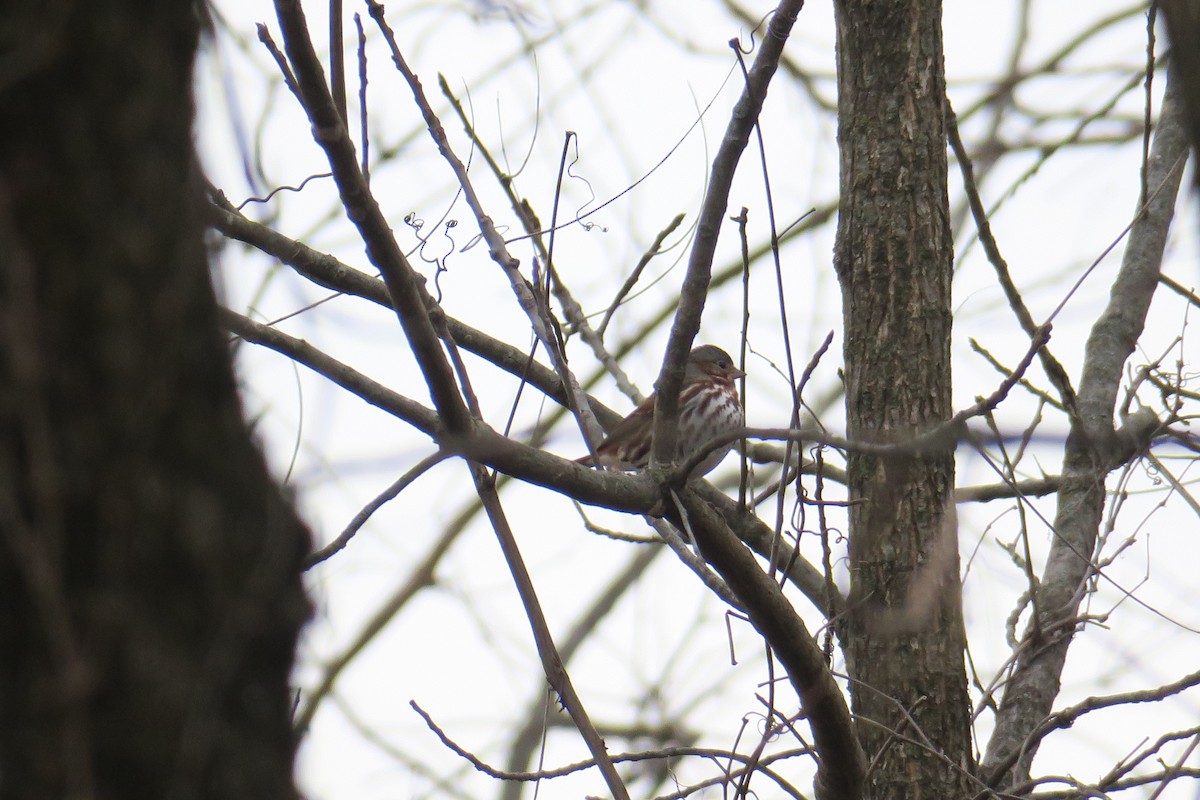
[364,1,605,451]
[652,0,805,466]
[271,0,473,432]
[303,450,450,568]
[225,308,663,510]
[416,698,813,796]
[467,464,631,800]
[982,70,1189,789]
[947,101,1077,411]
[499,547,663,795]
[208,196,624,428]
[672,488,866,800]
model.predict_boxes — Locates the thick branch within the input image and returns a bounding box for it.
[271,0,472,432]
[672,489,865,800]
[209,198,621,429]
[982,72,1187,789]
[222,310,660,512]
[652,0,804,464]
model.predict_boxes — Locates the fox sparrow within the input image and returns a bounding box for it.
[577,344,745,478]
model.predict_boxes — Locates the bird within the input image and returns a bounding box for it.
[576,344,745,479]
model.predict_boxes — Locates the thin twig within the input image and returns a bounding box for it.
[946,98,1077,412]
[304,450,450,568]
[273,0,473,432]
[329,0,345,123]
[366,1,604,452]
[597,212,687,339]
[467,464,631,800]
[355,13,369,182]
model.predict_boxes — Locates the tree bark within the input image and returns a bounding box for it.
[832,1,974,797]
[0,3,310,799]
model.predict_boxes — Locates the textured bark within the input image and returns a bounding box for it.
[0,3,310,799]
[832,1,974,797]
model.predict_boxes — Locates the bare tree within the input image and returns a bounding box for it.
[11,0,1192,798]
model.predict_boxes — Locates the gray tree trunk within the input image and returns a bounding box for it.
[832,1,975,796]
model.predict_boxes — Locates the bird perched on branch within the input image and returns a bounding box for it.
[576,344,744,479]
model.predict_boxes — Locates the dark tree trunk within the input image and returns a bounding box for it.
[832,1,974,797]
[0,3,310,799]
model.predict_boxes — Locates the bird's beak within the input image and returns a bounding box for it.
[728,366,746,379]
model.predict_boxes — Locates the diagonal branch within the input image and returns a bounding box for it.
[365,0,605,451]
[946,101,1078,412]
[222,309,661,511]
[672,488,865,800]
[208,196,622,429]
[981,70,1188,790]
[498,547,663,795]
[468,464,630,800]
[271,0,472,433]
[652,0,805,466]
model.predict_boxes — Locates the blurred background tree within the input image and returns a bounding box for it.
[0,2,310,799]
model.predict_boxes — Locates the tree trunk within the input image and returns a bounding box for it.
[832,1,974,796]
[0,3,310,799]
